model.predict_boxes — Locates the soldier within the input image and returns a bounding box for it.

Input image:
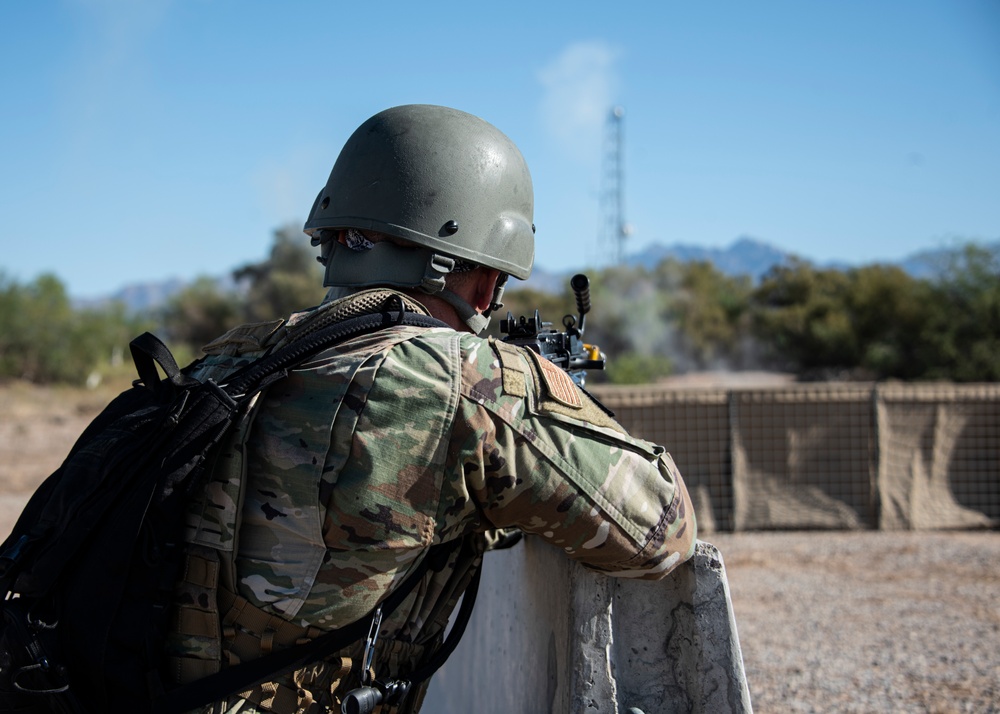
[166,104,696,714]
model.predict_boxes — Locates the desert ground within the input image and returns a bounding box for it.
[1,381,997,713]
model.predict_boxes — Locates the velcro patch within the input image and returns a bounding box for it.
[527,350,583,409]
[490,339,529,398]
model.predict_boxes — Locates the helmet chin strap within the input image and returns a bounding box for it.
[436,290,486,334]
[435,272,508,336]
[318,239,506,335]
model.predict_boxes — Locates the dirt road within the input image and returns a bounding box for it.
[714,531,999,713]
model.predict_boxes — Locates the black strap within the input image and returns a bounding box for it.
[130,332,199,393]
[225,310,448,398]
[404,562,481,685]
[132,307,447,402]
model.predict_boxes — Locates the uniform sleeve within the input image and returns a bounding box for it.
[446,336,696,580]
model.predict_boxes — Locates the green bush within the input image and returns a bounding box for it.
[0,272,151,385]
[605,352,674,385]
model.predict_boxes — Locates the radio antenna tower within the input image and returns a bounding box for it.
[599,106,631,266]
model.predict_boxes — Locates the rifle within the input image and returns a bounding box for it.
[499,273,606,387]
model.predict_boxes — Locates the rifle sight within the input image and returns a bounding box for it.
[500,273,606,387]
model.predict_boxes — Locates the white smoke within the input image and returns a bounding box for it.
[537,40,622,165]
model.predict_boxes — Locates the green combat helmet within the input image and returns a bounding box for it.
[304,104,535,334]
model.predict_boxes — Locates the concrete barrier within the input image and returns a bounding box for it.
[422,538,752,714]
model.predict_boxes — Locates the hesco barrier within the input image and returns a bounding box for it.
[589,382,1000,532]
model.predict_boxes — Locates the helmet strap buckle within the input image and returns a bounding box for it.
[420,254,455,294]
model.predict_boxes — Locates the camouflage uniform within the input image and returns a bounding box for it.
[167,289,695,713]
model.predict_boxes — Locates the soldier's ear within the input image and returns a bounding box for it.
[472,268,502,312]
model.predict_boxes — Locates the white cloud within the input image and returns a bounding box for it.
[538,40,622,164]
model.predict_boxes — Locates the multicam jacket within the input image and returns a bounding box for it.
[166,289,695,714]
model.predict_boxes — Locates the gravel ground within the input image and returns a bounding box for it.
[2,383,999,713]
[711,531,1000,714]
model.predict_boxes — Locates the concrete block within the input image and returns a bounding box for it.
[422,539,752,713]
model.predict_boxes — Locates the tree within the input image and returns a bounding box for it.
[234,225,327,322]
[750,261,859,375]
[920,243,1000,381]
[0,273,76,382]
[844,264,931,379]
[161,276,241,351]
[0,272,149,384]
[748,245,1000,382]
[670,260,754,369]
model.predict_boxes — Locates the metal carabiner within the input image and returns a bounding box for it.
[12,661,70,694]
[359,606,383,687]
[341,606,386,714]
[26,610,58,631]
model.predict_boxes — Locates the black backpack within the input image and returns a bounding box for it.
[0,306,477,714]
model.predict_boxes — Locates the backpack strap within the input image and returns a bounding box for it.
[130,332,200,394]
[224,307,448,399]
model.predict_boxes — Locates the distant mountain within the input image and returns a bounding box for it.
[896,242,1000,280]
[631,237,1000,283]
[78,238,999,310]
[625,236,798,282]
[112,279,189,312]
[513,236,828,294]
[73,275,241,313]
[516,266,571,294]
[74,278,188,312]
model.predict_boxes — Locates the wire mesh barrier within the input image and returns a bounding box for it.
[876,383,1000,529]
[590,382,1000,531]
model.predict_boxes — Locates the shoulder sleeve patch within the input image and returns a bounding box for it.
[526,349,583,409]
[490,339,528,398]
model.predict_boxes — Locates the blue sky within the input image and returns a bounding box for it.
[2,0,998,298]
